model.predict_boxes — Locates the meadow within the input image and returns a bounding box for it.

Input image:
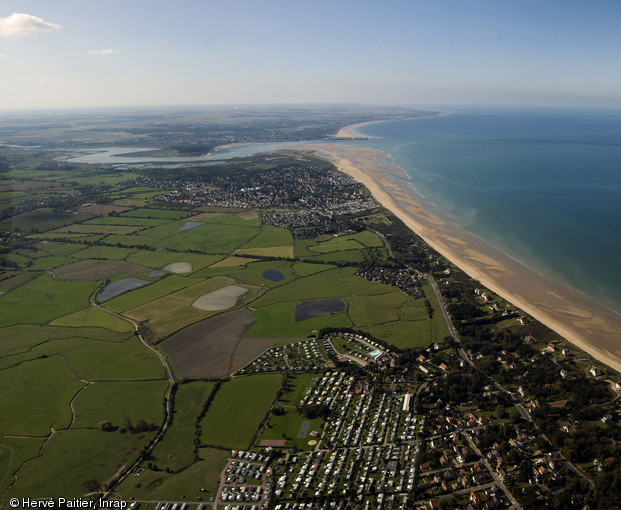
[251,266,391,308]
[115,447,229,501]
[0,274,99,326]
[0,336,165,380]
[199,374,281,449]
[0,356,85,436]
[120,208,195,220]
[0,436,46,493]
[72,380,168,428]
[49,307,134,333]
[8,428,155,498]
[104,275,195,313]
[151,381,218,472]
[248,300,351,338]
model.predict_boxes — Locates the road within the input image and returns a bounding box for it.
[463,432,521,509]
[412,269,474,369]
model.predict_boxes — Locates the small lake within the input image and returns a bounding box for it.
[179,221,203,230]
[295,298,345,322]
[98,277,148,302]
[262,269,285,282]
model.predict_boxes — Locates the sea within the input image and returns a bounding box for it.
[62,106,621,317]
[350,107,621,317]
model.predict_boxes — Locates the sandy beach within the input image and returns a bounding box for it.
[301,143,621,374]
[333,121,379,139]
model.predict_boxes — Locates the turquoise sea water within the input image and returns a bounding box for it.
[353,107,621,315]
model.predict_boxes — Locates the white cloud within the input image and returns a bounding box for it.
[37,79,46,84]
[0,13,61,38]
[88,48,121,55]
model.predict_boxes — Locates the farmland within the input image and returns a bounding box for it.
[199,374,281,449]
[1,139,566,509]
[162,309,276,378]
[150,380,218,472]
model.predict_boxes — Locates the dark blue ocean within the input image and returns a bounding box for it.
[353,108,621,315]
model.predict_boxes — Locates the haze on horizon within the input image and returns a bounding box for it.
[1,0,621,111]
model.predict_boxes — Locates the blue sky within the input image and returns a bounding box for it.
[1,0,621,109]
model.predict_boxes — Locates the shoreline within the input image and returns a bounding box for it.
[303,143,621,374]
[333,121,381,139]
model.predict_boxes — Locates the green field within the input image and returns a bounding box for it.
[72,245,136,260]
[120,208,195,220]
[259,408,323,451]
[251,266,391,308]
[363,320,433,350]
[200,374,281,449]
[420,280,451,340]
[0,324,129,358]
[279,373,320,406]
[236,260,297,287]
[0,274,99,326]
[0,271,41,293]
[157,223,260,254]
[0,336,165,381]
[294,231,387,262]
[34,241,85,257]
[201,211,260,226]
[308,230,383,253]
[126,249,223,271]
[84,216,168,227]
[258,373,322,450]
[51,224,144,235]
[248,300,351,338]
[291,261,335,277]
[49,307,134,333]
[25,256,79,271]
[346,291,412,326]
[235,245,295,258]
[103,233,160,248]
[72,380,168,428]
[0,436,46,492]
[151,381,217,472]
[7,428,154,498]
[0,209,91,232]
[104,275,195,313]
[240,224,293,248]
[0,357,85,436]
[116,447,229,501]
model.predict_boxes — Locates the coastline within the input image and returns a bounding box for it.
[333,121,381,139]
[303,143,621,374]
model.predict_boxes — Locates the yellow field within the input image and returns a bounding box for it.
[209,255,257,268]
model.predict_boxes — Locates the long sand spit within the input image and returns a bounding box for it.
[302,143,621,374]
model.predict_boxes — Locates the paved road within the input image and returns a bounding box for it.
[463,432,521,509]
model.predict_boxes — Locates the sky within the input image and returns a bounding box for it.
[1,0,621,110]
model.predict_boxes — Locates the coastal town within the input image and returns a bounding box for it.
[1,111,620,510]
